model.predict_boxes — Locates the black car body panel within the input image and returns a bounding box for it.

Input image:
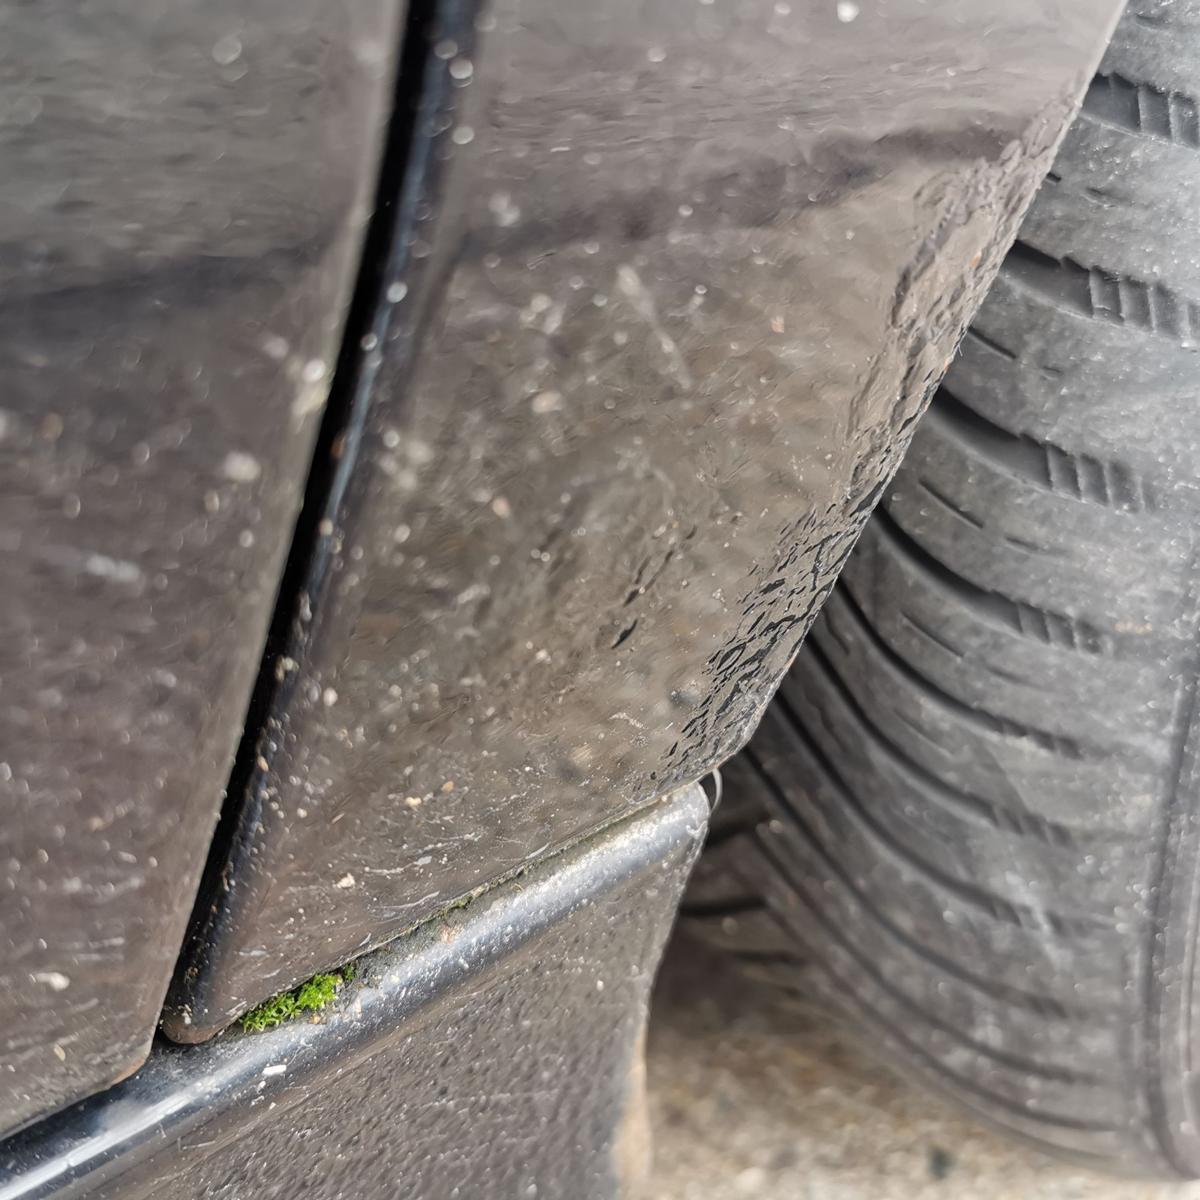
[0,788,706,1200]
[162,0,1124,1042]
[0,0,403,1135]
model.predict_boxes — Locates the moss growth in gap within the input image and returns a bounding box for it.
[240,962,357,1033]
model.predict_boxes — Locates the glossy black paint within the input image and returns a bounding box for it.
[164,0,1125,1041]
[0,788,706,1200]
[0,0,404,1133]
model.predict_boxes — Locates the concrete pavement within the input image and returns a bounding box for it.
[646,936,1200,1200]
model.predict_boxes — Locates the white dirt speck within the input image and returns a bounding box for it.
[222,451,262,483]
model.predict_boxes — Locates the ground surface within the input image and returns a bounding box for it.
[646,936,1200,1200]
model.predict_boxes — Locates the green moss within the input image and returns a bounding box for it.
[240,964,357,1034]
[294,973,339,1012]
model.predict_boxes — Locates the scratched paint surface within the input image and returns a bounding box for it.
[0,0,402,1134]
[165,0,1121,1040]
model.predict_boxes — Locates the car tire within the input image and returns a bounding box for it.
[684,1,1200,1177]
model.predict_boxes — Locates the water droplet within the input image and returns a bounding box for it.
[212,34,243,65]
